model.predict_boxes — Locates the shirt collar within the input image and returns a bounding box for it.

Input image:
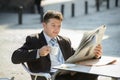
[43,31,57,43]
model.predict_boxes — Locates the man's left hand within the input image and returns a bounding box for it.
[94,44,102,58]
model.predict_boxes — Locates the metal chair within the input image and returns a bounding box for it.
[21,63,51,80]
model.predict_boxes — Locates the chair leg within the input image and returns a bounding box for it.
[47,78,51,80]
[34,75,37,80]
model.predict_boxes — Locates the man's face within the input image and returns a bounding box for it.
[43,18,62,38]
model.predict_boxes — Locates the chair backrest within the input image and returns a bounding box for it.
[21,63,51,80]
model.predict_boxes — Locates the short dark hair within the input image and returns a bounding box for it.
[43,10,63,23]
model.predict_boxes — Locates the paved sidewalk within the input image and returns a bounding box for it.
[0,0,120,80]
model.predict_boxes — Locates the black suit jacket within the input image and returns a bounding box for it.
[12,31,75,73]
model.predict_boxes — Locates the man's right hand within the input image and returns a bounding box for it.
[39,45,51,56]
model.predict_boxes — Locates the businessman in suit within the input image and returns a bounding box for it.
[12,10,102,80]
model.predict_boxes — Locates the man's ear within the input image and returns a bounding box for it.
[42,22,46,28]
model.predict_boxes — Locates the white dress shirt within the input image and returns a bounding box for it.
[37,31,65,72]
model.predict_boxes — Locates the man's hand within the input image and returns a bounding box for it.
[94,44,102,58]
[39,45,51,56]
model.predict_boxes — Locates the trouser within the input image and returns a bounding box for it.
[31,72,98,80]
[73,72,98,80]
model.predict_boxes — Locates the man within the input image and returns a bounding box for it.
[34,0,44,22]
[12,10,102,80]
[34,0,42,13]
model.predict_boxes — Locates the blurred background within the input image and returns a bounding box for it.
[0,0,120,80]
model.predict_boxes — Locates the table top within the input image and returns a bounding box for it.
[53,56,120,78]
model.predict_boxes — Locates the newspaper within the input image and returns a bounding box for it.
[66,25,106,63]
[52,25,106,80]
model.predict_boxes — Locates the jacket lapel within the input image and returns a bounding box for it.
[57,36,68,60]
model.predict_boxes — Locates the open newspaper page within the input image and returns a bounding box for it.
[52,25,106,80]
[66,25,106,63]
